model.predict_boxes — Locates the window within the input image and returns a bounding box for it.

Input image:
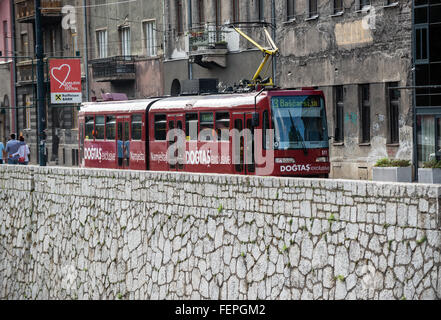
[215,0,222,26]
[120,27,131,57]
[96,30,108,58]
[186,113,198,140]
[309,0,318,18]
[334,0,343,14]
[262,110,270,149]
[143,21,157,57]
[20,32,29,57]
[85,116,94,139]
[200,112,214,141]
[388,82,400,144]
[335,86,344,143]
[95,116,105,140]
[216,112,230,141]
[106,116,116,140]
[415,25,429,64]
[232,0,240,23]
[359,0,371,10]
[154,114,167,140]
[234,118,244,172]
[198,0,205,25]
[287,0,295,20]
[132,114,143,140]
[3,21,8,57]
[360,84,371,143]
[176,0,183,35]
[257,0,264,21]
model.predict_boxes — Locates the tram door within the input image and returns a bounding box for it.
[167,114,185,171]
[117,117,130,169]
[232,113,256,175]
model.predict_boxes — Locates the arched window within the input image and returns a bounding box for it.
[171,79,181,97]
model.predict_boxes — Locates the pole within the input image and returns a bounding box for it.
[83,0,90,102]
[35,0,46,166]
[187,0,193,80]
[271,0,277,86]
[10,0,18,135]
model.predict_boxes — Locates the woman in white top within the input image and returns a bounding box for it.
[17,136,30,165]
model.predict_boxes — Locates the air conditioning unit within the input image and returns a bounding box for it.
[182,78,218,95]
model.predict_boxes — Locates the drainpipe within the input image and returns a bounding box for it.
[271,0,276,86]
[10,0,17,134]
[187,0,193,80]
[82,0,90,102]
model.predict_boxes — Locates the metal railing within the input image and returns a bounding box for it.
[188,24,229,52]
[15,0,62,20]
[91,56,136,79]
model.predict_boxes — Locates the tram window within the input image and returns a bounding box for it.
[106,116,116,140]
[95,116,105,140]
[85,116,94,140]
[168,121,175,142]
[263,110,269,149]
[154,114,167,140]
[186,113,198,140]
[234,119,244,172]
[246,118,255,173]
[132,114,143,140]
[216,112,230,141]
[200,112,214,141]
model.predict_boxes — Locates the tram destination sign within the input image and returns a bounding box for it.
[50,59,82,104]
[272,96,321,108]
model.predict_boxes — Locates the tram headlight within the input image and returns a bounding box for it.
[275,158,295,164]
[316,157,328,163]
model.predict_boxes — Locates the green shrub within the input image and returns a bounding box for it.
[374,158,411,168]
[375,158,391,167]
[423,160,441,168]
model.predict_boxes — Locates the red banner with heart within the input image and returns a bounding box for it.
[50,59,82,104]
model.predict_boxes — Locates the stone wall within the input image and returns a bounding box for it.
[0,166,440,300]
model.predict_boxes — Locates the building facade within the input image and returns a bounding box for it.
[413,0,441,169]
[275,0,413,179]
[163,0,275,95]
[13,0,86,166]
[87,0,164,101]
[0,0,14,144]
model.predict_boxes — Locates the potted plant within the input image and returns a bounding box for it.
[418,160,441,184]
[372,158,412,183]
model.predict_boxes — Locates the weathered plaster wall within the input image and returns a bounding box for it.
[275,0,413,180]
[0,166,440,300]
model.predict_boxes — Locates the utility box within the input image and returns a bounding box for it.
[182,79,218,95]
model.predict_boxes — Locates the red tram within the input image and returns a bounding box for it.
[78,89,330,177]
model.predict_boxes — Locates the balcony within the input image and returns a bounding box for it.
[188,25,229,69]
[15,0,62,24]
[90,56,136,82]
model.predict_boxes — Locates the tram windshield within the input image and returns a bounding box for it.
[271,95,328,150]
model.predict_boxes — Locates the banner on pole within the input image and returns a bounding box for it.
[50,59,82,104]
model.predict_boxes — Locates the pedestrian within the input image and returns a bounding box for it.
[17,136,30,165]
[0,140,4,164]
[5,134,20,165]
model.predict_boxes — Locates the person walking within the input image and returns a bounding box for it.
[5,134,20,165]
[17,136,30,165]
[0,141,5,164]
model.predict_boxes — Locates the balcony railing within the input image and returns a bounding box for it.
[188,25,229,52]
[15,0,62,23]
[91,56,136,82]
